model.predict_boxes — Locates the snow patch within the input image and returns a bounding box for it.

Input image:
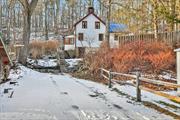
[27,58,58,67]
[65,58,82,68]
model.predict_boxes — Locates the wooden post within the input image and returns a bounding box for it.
[136,72,141,102]
[174,48,180,96]
[109,69,112,88]
[100,68,103,78]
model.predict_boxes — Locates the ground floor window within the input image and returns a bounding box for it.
[78,33,84,41]
[99,34,104,41]
[114,34,119,41]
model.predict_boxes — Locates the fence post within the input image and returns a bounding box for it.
[109,69,112,88]
[100,68,103,78]
[175,49,180,96]
[136,72,141,102]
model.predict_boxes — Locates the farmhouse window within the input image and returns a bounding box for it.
[114,35,118,41]
[64,38,74,45]
[95,21,100,29]
[78,33,84,41]
[82,21,87,28]
[99,34,104,41]
[70,39,74,44]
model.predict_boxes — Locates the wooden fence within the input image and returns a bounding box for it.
[100,68,180,103]
[118,31,180,45]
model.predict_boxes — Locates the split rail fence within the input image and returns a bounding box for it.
[100,68,180,103]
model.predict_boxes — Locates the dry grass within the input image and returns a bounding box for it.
[29,40,60,59]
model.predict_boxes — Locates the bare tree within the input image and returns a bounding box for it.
[18,0,38,64]
[55,0,60,35]
[44,0,49,40]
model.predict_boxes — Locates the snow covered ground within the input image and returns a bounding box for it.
[27,58,58,68]
[30,32,62,41]
[0,66,179,120]
[27,58,82,68]
[113,84,180,115]
[65,58,82,68]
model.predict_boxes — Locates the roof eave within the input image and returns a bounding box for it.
[74,13,105,27]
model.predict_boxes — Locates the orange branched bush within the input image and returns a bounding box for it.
[145,51,175,73]
[29,40,60,59]
[85,41,175,74]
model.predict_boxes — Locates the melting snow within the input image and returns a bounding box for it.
[0,66,178,120]
[65,58,82,68]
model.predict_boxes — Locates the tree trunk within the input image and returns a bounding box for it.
[55,0,60,35]
[68,5,71,29]
[0,5,2,27]
[45,0,49,40]
[17,0,38,64]
[105,0,111,48]
[153,10,158,39]
[170,0,176,31]
[7,9,11,44]
[19,14,31,64]
[152,0,158,39]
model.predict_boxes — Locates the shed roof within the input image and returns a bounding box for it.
[109,23,127,33]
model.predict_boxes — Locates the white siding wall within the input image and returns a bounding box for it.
[75,14,106,48]
[175,49,180,96]
[64,45,75,50]
[110,33,119,48]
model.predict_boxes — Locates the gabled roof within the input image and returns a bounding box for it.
[109,23,127,33]
[74,13,106,27]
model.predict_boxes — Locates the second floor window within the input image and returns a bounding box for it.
[82,21,87,28]
[95,21,100,29]
[78,33,84,41]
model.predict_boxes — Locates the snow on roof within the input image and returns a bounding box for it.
[65,35,75,38]
[174,48,180,52]
[109,23,127,33]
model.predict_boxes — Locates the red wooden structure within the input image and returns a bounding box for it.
[0,37,11,65]
[0,37,12,81]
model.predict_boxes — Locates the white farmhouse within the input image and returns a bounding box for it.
[74,7,106,57]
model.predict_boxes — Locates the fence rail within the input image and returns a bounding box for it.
[118,31,180,45]
[139,77,180,88]
[100,68,180,103]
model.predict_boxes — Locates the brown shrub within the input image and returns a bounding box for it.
[84,41,175,75]
[29,40,60,59]
[145,51,175,73]
[44,40,59,53]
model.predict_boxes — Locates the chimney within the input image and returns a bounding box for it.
[88,7,94,14]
